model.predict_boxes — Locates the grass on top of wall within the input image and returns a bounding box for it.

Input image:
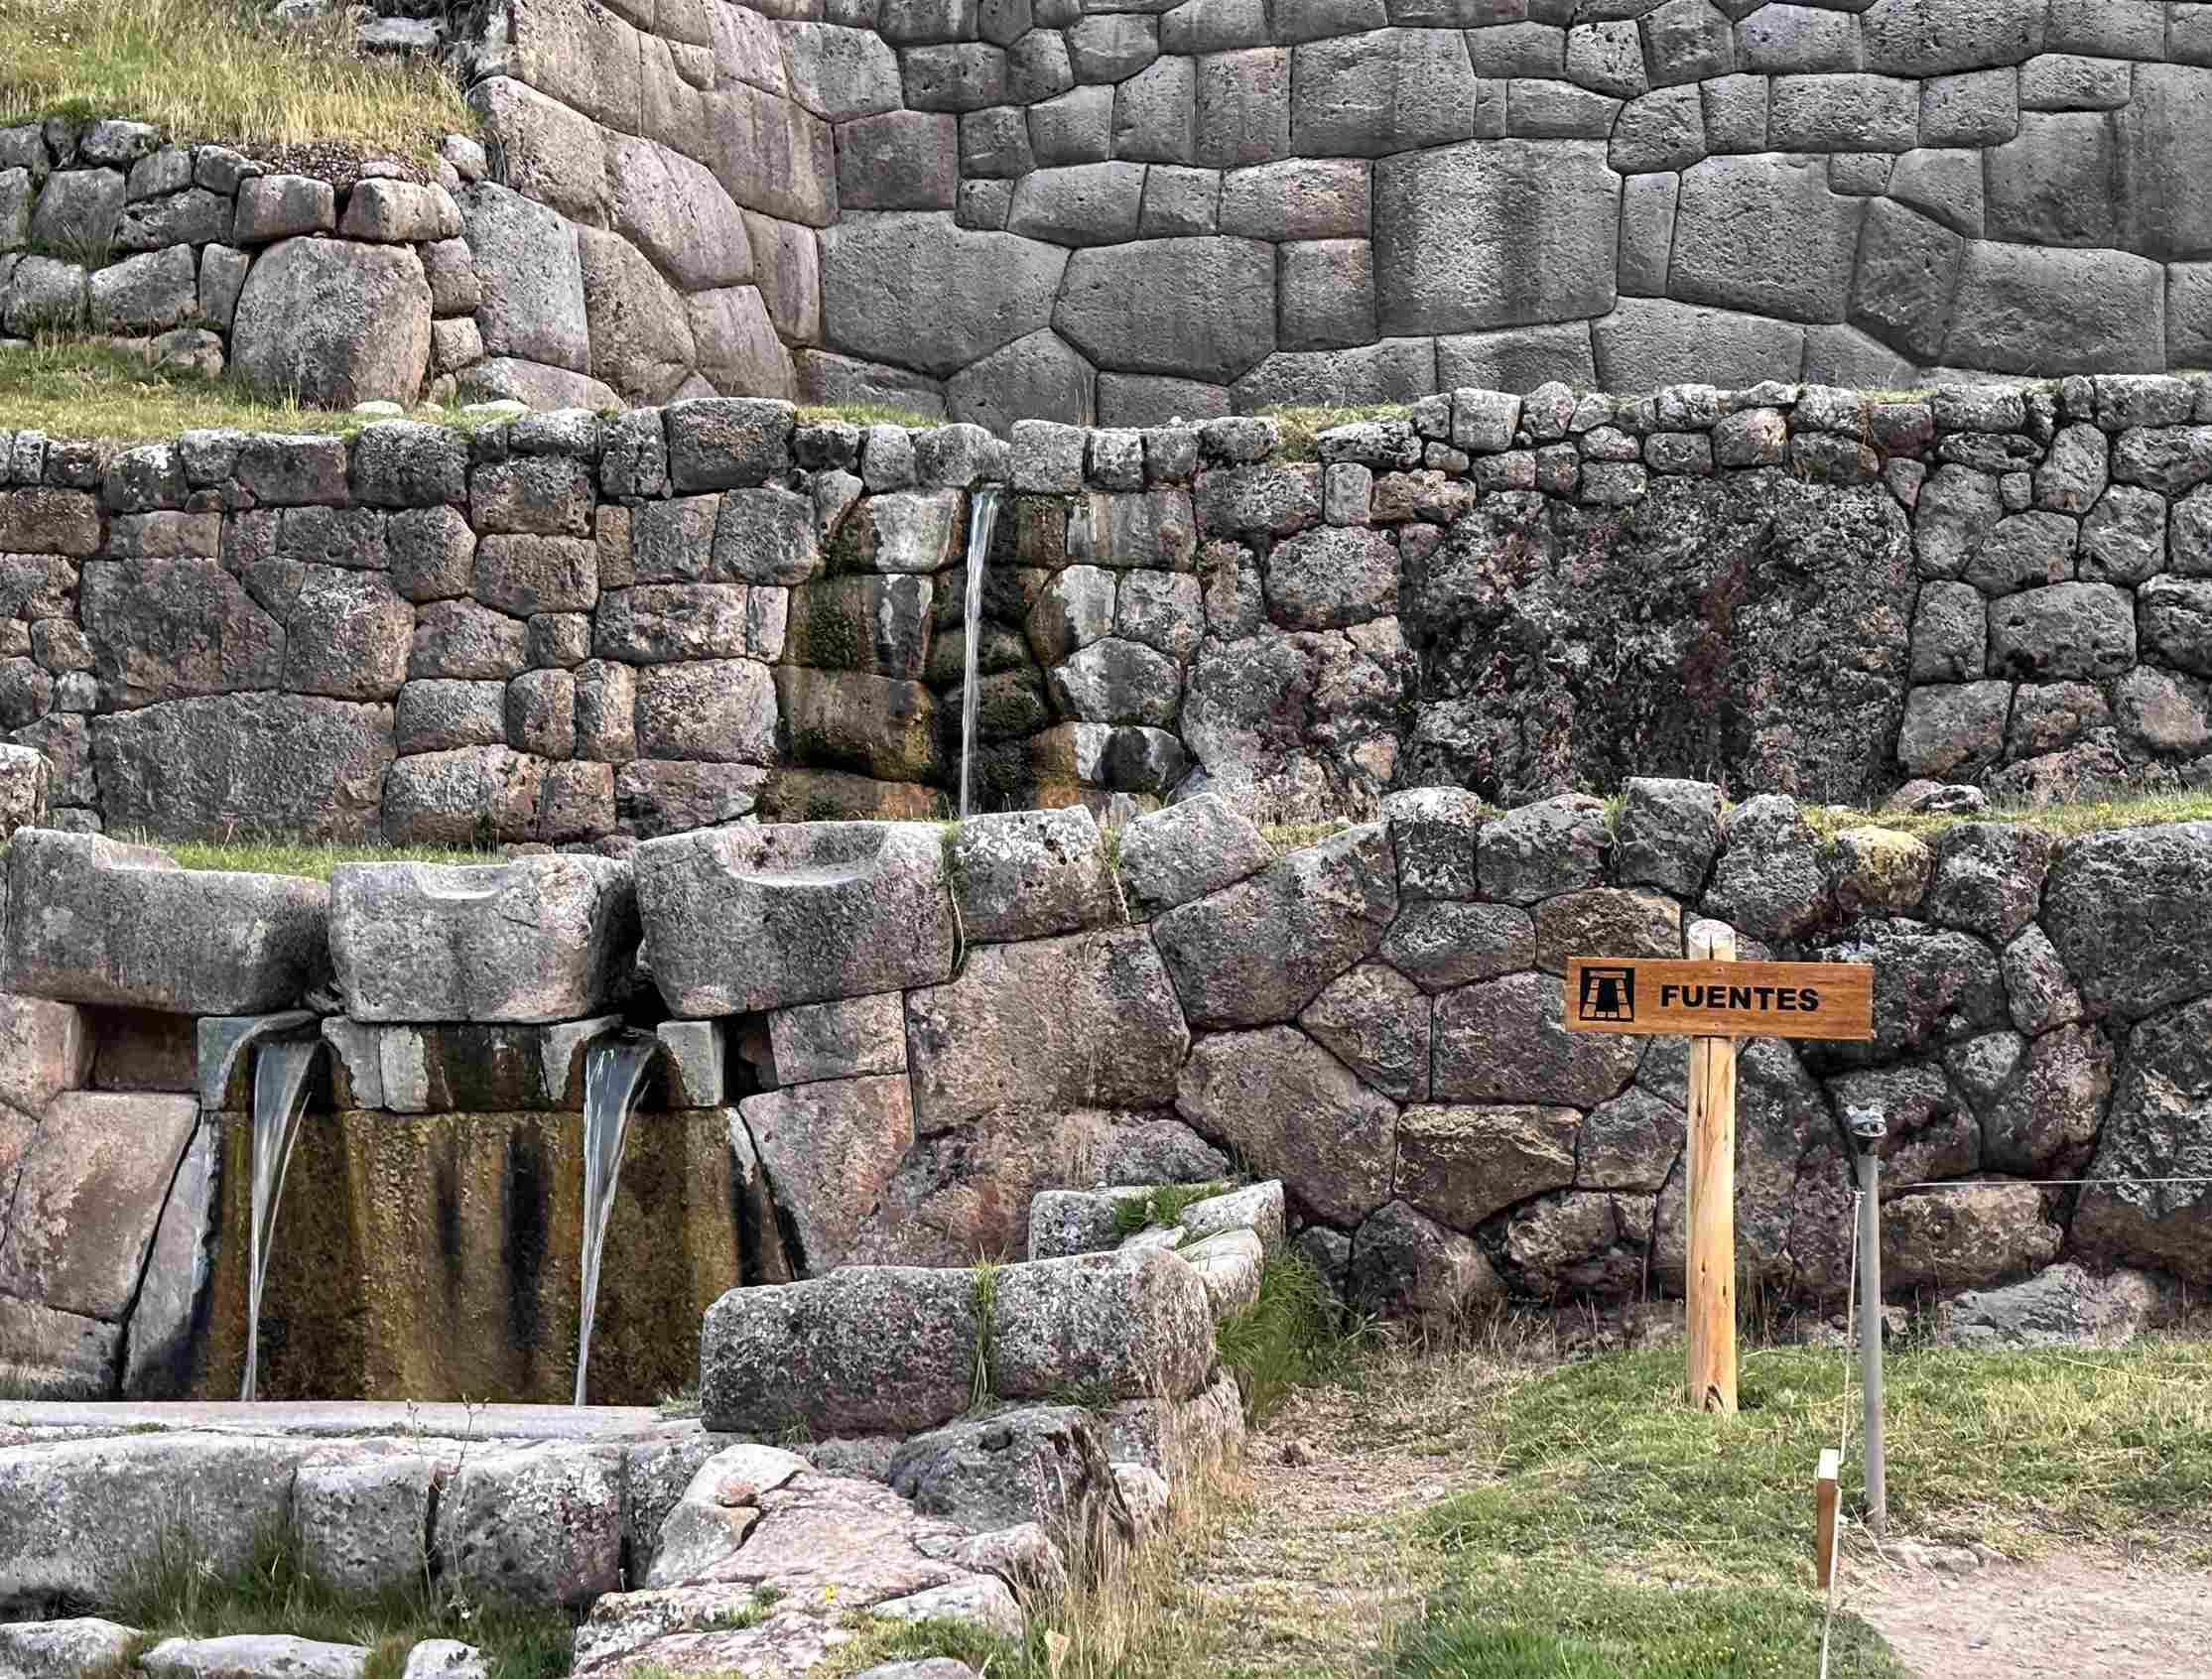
[0,336,442,442]
[0,0,473,161]
[1808,787,2212,842]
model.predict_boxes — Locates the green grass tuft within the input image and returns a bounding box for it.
[1109,1182,1231,1239]
[822,1613,1034,1677]
[113,1520,576,1679]
[971,1257,1002,1411]
[1214,1250,1359,1428]
[1808,788,2212,843]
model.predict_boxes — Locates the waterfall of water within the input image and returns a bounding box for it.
[241,1035,322,1402]
[959,486,1004,821]
[576,1031,659,1406]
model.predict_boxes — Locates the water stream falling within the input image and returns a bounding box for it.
[241,1035,322,1402]
[576,1031,659,1405]
[959,486,1004,821]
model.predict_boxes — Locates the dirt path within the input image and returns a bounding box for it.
[1147,1384,1464,1679]
[1854,1550,2212,1679]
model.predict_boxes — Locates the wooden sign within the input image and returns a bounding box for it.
[1560,957,1875,1041]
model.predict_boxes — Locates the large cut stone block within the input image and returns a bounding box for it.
[1668,153,1864,324]
[2044,823,2212,1020]
[0,1434,297,1605]
[701,1266,980,1436]
[947,806,1123,942]
[1373,138,1619,336]
[329,856,639,1023]
[905,927,1188,1126]
[434,1443,623,1608]
[1175,1025,1397,1227]
[988,1248,1216,1402]
[739,1074,916,1274]
[821,211,1068,378]
[3,830,327,1013]
[90,695,395,844]
[1151,822,1394,1028]
[1054,237,1275,382]
[0,1091,198,1320]
[636,821,956,1016]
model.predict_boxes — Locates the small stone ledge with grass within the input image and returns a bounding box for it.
[4,377,2212,850]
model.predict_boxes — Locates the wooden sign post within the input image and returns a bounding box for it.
[1685,920,1739,1412]
[1564,936,1875,1415]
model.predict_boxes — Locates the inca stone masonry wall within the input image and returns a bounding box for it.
[4,793,2210,1402]
[5,375,2212,840]
[450,0,2212,429]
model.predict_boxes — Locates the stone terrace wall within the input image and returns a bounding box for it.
[452,0,2212,429]
[0,117,511,411]
[4,795,2211,1402]
[5,376,2212,840]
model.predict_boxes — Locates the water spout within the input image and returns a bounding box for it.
[241,1035,322,1402]
[959,486,1005,821]
[576,1030,659,1405]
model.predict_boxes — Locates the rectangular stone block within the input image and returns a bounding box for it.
[3,830,328,1014]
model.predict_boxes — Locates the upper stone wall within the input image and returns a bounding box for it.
[455,0,2212,429]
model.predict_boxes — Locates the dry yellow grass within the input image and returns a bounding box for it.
[0,0,473,160]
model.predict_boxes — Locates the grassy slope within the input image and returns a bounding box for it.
[1384,1341,2212,1679]
[0,0,470,159]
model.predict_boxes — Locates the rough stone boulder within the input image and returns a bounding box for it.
[0,742,50,838]
[1935,1262,2172,1349]
[329,855,639,1023]
[887,1404,1127,1536]
[739,1075,916,1274]
[1151,821,1395,1027]
[2,829,327,1013]
[1181,1180,1285,1253]
[702,1267,980,1437]
[229,237,432,408]
[572,1471,1018,1678]
[2073,993,2212,1285]
[647,1444,811,1588]
[0,1433,296,1605]
[0,1619,145,1679]
[1346,1200,1504,1331]
[1881,1181,2061,1294]
[636,821,955,1016]
[905,926,1188,1126]
[2043,823,2212,1021]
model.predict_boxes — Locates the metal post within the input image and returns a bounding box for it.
[1851,1121,1887,1537]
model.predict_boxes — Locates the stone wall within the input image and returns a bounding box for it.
[3,796,2210,1401]
[451,0,2212,428]
[0,117,511,411]
[5,377,2212,840]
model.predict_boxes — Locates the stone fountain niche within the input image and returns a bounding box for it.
[0,831,793,1406]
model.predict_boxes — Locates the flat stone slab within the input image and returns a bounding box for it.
[142,1635,369,1679]
[0,1400,676,1442]
[2,831,328,1014]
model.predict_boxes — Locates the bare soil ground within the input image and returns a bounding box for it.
[1856,1549,2212,1679]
